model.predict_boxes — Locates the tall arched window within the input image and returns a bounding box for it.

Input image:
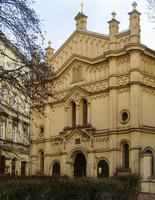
[71,101,76,127]
[122,143,129,169]
[40,151,44,174]
[144,149,154,176]
[82,99,88,126]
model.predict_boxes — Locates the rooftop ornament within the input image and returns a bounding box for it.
[81,1,84,13]
[132,1,137,10]
[111,11,116,19]
[48,40,52,48]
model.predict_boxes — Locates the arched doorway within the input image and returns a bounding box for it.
[52,162,60,176]
[74,152,86,177]
[97,160,109,178]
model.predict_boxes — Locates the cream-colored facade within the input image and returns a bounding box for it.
[0,33,30,176]
[31,4,155,193]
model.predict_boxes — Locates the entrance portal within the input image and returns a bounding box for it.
[97,160,109,178]
[74,152,86,177]
[52,162,60,176]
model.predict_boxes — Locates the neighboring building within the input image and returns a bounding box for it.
[31,3,155,192]
[0,33,30,176]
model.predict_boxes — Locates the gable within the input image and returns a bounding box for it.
[63,86,90,104]
[50,30,109,72]
[64,129,90,141]
[52,58,109,94]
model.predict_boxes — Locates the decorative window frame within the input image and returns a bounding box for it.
[120,109,130,124]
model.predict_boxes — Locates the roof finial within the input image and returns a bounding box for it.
[112,11,116,19]
[132,1,137,10]
[81,1,84,13]
[48,40,52,48]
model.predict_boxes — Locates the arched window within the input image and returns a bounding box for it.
[40,151,44,174]
[82,99,88,126]
[122,143,129,169]
[97,160,109,178]
[71,101,76,127]
[144,149,154,176]
[52,162,60,176]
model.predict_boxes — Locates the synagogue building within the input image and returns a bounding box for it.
[31,3,155,193]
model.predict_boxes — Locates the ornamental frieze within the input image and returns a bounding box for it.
[95,137,109,142]
[117,88,130,94]
[141,56,155,76]
[142,88,155,96]
[82,80,108,93]
[142,75,155,87]
[117,76,129,86]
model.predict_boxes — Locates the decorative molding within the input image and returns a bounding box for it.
[116,55,130,74]
[117,87,130,94]
[95,137,109,142]
[91,93,109,100]
[142,88,155,96]
[142,75,155,88]
[82,80,109,93]
[117,76,129,86]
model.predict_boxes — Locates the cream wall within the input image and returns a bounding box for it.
[142,90,155,126]
[91,96,109,130]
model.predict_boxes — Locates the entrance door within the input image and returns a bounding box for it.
[97,160,109,178]
[74,152,86,177]
[0,156,5,174]
[52,162,60,176]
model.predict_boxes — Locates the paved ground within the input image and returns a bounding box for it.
[138,194,155,200]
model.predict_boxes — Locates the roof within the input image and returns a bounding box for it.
[74,12,88,20]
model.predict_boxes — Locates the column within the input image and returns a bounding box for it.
[64,106,69,127]
[87,151,94,177]
[76,104,80,126]
[60,153,67,176]
[87,102,91,125]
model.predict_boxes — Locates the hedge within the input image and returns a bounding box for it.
[0,174,141,200]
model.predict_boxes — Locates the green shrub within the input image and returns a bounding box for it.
[0,174,140,200]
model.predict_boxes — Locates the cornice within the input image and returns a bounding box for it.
[53,44,155,78]
[32,126,155,145]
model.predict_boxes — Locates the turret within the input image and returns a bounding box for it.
[45,40,54,63]
[128,1,141,43]
[108,11,120,50]
[75,12,88,30]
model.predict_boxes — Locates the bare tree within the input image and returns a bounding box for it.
[0,0,54,112]
[0,0,54,145]
[147,0,155,25]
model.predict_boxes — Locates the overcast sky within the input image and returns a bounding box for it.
[34,0,154,51]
